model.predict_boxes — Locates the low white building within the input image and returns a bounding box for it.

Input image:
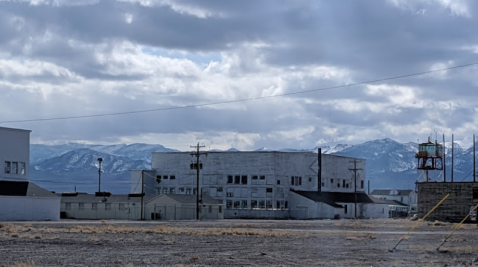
[0,126,60,221]
[131,151,389,219]
[370,189,417,216]
[60,193,223,220]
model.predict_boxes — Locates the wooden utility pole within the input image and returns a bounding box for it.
[190,143,207,220]
[349,159,363,219]
[141,170,144,220]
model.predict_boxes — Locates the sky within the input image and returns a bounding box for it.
[0,0,478,151]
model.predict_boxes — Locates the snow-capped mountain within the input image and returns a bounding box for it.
[29,139,478,194]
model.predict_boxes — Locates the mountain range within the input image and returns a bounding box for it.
[29,139,477,194]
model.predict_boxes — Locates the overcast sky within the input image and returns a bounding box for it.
[0,0,477,150]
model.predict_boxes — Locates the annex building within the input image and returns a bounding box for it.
[0,126,60,221]
[131,151,389,219]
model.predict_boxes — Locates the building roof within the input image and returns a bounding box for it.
[0,181,58,198]
[0,126,31,133]
[370,189,413,196]
[291,190,388,208]
[381,200,408,207]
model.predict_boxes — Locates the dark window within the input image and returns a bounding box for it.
[226,200,232,209]
[170,175,176,180]
[330,179,333,183]
[291,177,294,185]
[227,192,233,197]
[241,175,248,184]
[277,180,281,185]
[343,180,346,188]
[344,205,348,214]
[234,201,240,208]
[361,180,364,189]
[163,175,168,179]
[276,201,280,209]
[285,201,288,209]
[156,176,161,183]
[190,163,203,169]
[337,183,340,188]
[219,206,222,213]
[251,200,258,208]
[298,177,302,185]
[266,200,272,209]
[227,175,233,184]
[266,188,273,193]
[309,177,312,182]
[234,175,240,184]
[217,187,223,192]
[321,182,324,187]
[260,175,265,180]
[252,175,258,180]
[241,200,248,209]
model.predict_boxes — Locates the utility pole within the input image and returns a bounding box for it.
[190,142,207,220]
[141,170,144,220]
[97,158,103,193]
[349,159,363,219]
[474,134,476,183]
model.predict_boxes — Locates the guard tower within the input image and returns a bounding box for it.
[415,138,444,182]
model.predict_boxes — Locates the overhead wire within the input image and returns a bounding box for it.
[1,62,477,124]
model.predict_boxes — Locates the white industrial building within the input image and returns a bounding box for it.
[0,126,60,221]
[131,151,389,219]
[60,193,223,220]
[370,189,417,217]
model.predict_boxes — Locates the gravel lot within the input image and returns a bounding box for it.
[1,219,478,266]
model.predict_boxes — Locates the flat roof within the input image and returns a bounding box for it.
[0,126,31,133]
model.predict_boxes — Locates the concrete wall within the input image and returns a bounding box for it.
[417,182,478,222]
[0,196,60,221]
[145,152,365,219]
[0,127,30,181]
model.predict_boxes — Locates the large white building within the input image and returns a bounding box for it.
[131,151,389,219]
[0,126,60,221]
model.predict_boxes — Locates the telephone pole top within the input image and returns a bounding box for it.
[190,142,207,220]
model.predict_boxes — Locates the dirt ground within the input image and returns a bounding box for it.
[1,218,478,267]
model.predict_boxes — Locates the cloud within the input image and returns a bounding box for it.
[0,0,478,150]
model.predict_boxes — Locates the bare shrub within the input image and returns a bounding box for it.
[190,255,199,261]
[10,233,19,238]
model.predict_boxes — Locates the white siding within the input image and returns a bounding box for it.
[0,127,30,181]
[0,196,60,221]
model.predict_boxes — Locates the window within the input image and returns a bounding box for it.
[266,200,272,209]
[170,175,176,180]
[156,176,161,183]
[277,180,280,185]
[299,177,302,185]
[217,187,223,192]
[119,203,126,211]
[227,175,233,184]
[309,177,312,182]
[266,188,273,193]
[252,175,258,180]
[179,188,185,194]
[162,188,168,194]
[330,179,333,183]
[284,201,288,209]
[241,175,248,184]
[226,192,233,197]
[105,203,111,210]
[190,163,203,169]
[241,200,248,209]
[260,175,265,180]
[343,180,346,188]
[163,175,168,179]
[234,175,240,184]
[11,162,18,174]
[361,180,364,189]
[291,176,294,185]
[259,200,265,209]
[251,200,258,208]
[65,203,71,210]
[291,176,302,186]
[4,161,10,174]
[78,203,84,210]
[337,183,340,188]
[321,182,324,187]
[226,200,233,209]
[219,206,222,213]
[276,201,280,209]
[92,203,97,210]
[208,205,212,213]
[170,188,176,194]
[186,188,192,194]
[344,205,348,214]
[18,162,25,175]
[234,201,240,208]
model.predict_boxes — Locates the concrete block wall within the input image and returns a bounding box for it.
[417,182,478,222]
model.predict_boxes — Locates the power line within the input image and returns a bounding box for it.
[1,62,477,124]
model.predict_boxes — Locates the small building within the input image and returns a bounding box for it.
[60,193,223,220]
[288,190,389,219]
[0,181,60,221]
[0,126,60,221]
[370,189,418,216]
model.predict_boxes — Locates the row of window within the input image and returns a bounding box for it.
[4,161,26,175]
[156,175,176,183]
[225,199,288,210]
[226,175,266,184]
[157,187,198,195]
[64,202,126,211]
[323,178,365,189]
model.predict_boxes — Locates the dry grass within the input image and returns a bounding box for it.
[5,261,35,267]
[190,255,199,261]
[345,232,376,241]
[427,220,449,226]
